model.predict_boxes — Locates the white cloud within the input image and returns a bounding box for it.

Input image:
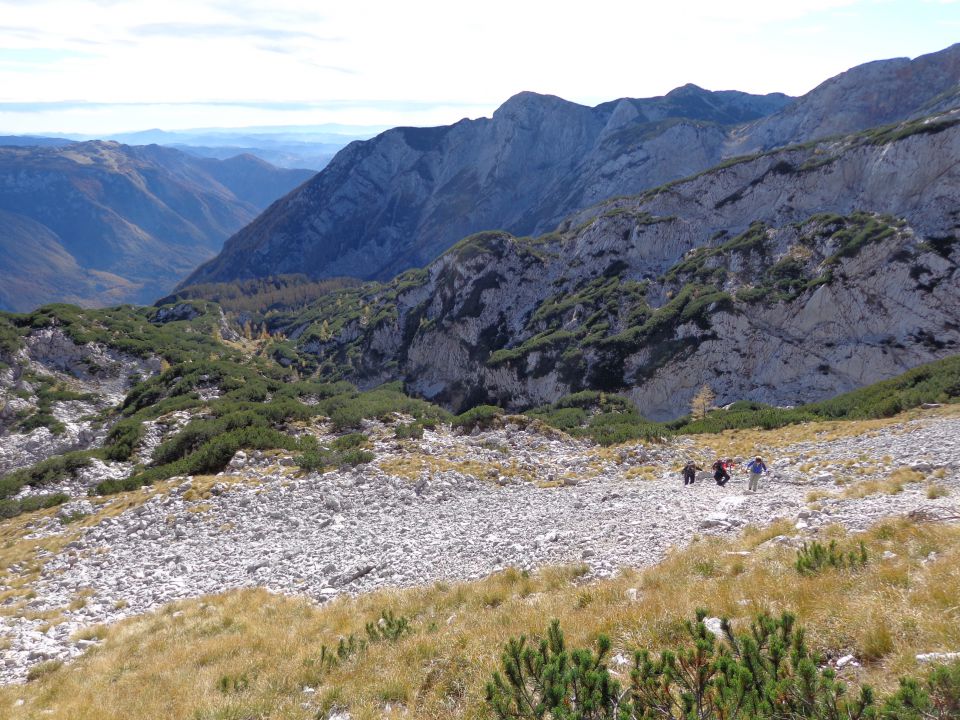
[0,0,954,132]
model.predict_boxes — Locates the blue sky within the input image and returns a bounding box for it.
[0,0,957,134]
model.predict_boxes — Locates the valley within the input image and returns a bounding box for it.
[0,142,314,311]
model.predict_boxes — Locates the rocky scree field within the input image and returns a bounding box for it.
[0,458,958,718]
[0,306,958,690]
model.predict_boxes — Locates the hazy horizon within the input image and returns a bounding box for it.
[1,0,958,135]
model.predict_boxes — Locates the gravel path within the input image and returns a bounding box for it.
[1,415,958,683]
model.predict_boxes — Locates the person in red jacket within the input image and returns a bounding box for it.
[712,458,730,486]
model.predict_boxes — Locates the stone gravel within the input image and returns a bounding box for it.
[1,414,957,683]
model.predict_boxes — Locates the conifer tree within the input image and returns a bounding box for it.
[691,384,716,420]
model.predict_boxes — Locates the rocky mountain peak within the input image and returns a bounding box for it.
[733,43,960,152]
[492,90,579,118]
[183,45,960,291]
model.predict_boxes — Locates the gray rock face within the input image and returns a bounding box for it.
[291,117,960,419]
[0,328,161,474]
[183,44,960,289]
[183,88,790,286]
[729,43,960,154]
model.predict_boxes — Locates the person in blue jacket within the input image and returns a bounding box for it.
[746,456,767,492]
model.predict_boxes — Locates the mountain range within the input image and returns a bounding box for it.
[0,141,314,311]
[182,43,960,290]
[258,112,960,419]
[2,43,958,421]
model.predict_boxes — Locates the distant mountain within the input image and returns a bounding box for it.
[169,144,340,172]
[0,135,74,148]
[182,43,960,290]
[67,125,384,171]
[0,141,314,311]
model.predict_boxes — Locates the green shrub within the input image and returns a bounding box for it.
[14,412,66,435]
[330,433,367,451]
[525,406,587,431]
[796,540,869,574]
[881,659,960,719]
[0,315,23,357]
[365,611,411,643]
[452,405,503,432]
[0,492,69,519]
[525,355,960,444]
[295,444,374,472]
[104,420,144,461]
[337,449,374,467]
[487,612,880,720]
[395,422,424,440]
[0,452,95,499]
[96,426,302,495]
[317,382,449,430]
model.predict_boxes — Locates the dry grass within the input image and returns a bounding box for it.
[838,468,926,499]
[622,465,658,481]
[376,453,539,484]
[3,519,959,720]
[690,403,960,458]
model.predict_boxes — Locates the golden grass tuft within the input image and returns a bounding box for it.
[2,519,959,719]
[691,403,960,458]
[376,453,540,484]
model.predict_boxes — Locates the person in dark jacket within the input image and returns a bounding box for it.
[682,461,701,486]
[712,458,730,486]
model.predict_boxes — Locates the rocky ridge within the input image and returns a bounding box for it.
[0,409,957,684]
[183,44,960,288]
[278,116,960,419]
[0,328,160,475]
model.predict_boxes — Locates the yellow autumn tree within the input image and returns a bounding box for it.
[691,384,716,420]
[318,320,332,341]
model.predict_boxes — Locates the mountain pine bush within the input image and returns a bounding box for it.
[452,405,504,431]
[487,611,960,720]
[795,540,869,574]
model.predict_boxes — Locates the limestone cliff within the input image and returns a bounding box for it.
[184,44,960,289]
[285,114,960,419]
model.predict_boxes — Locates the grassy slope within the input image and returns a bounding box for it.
[2,517,958,719]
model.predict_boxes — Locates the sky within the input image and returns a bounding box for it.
[0,0,958,135]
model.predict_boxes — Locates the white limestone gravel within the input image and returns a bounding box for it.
[0,414,957,683]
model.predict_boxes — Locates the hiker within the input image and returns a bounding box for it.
[746,456,767,492]
[712,458,730,486]
[682,461,701,486]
